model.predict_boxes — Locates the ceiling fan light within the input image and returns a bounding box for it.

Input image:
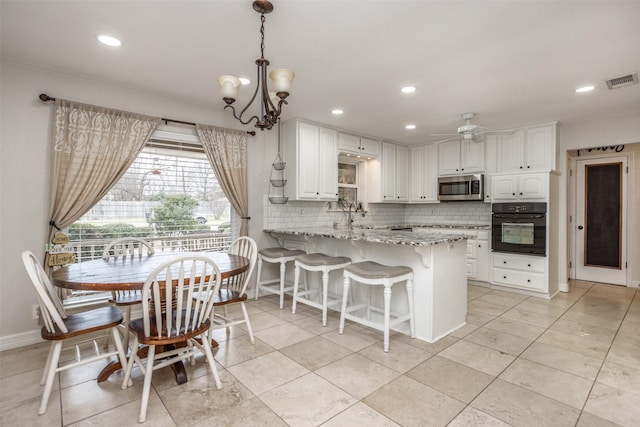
[218,75,241,100]
[269,68,295,95]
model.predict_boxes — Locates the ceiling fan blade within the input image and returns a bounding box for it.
[431,136,461,144]
[428,133,459,137]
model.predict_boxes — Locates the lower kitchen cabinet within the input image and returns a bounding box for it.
[492,253,546,292]
[467,230,489,282]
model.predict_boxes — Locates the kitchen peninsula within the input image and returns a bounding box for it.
[263,226,469,343]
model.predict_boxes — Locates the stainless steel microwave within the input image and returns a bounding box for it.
[438,174,484,201]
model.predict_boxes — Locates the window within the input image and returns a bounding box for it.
[68,128,234,263]
[338,161,358,204]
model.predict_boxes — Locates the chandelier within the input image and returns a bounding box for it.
[217,0,294,131]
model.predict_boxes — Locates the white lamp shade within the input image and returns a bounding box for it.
[217,75,241,99]
[269,68,295,93]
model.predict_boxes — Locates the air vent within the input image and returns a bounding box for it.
[605,73,638,90]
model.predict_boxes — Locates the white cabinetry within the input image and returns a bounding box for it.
[378,142,409,202]
[493,253,546,292]
[492,172,547,201]
[497,123,557,173]
[338,133,381,159]
[410,144,438,203]
[422,228,490,283]
[438,139,485,176]
[283,119,338,201]
[483,135,498,203]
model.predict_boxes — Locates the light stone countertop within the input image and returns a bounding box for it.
[263,226,471,247]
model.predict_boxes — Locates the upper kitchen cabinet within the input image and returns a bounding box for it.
[283,119,338,201]
[410,144,438,203]
[491,172,548,201]
[338,133,381,159]
[370,141,409,202]
[483,135,498,203]
[497,123,557,173]
[438,139,485,176]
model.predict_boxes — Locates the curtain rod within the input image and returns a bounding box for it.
[38,94,256,136]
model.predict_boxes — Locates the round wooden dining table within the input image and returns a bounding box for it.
[50,251,249,384]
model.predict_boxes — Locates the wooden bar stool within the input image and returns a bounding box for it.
[254,247,306,309]
[339,261,415,352]
[292,253,351,326]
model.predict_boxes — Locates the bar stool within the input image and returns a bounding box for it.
[254,247,306,309]
[292,253,351,326]
[339,261,415,352]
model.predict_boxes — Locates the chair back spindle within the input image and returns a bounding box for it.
[22,251,68,334]
[142,255,221,340]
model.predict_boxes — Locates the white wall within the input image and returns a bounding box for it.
[0,60,277,348]
[557,114,640,289]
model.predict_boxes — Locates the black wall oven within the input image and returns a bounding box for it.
[492,202,547,256]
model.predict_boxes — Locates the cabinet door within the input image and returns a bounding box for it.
[381,142,397,200]
[484,136,498,203]
[338,132,360,154]
[460,139,485,173]
[491,175,518,200]
[410,146,425,202]
[396,145,409,201]
[525,125,554,171]
[297,122,320,199]
[423,144,438,201]
[497,130,525,173]
[318,127,338,200]
[519,173,547,199]
[360,137,381,158]
[438,140,461,176]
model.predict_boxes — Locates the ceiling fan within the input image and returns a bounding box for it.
[430,112,509,143]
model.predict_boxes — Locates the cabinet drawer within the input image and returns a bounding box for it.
[493,254,545,272]
[493,268,545,291]
[476,230,489,240]
[466,239,477,258]
[467,259,478,279]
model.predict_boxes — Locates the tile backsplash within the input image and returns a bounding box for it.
[263,197,490,229]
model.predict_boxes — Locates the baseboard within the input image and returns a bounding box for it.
[630,280,639,289]
[559,281,569,293]
[0,329,44,352]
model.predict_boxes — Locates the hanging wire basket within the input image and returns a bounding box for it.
[268,118,288,204]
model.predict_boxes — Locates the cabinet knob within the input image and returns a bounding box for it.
[503,261,507,264]
[527,279,531,283]
[527,166,530,168]
[520,166,523,169]
[520,192,523,195]
[478,244,481,248]
[461,168,464,171]
[503,276,507,279]
[456,169,459,172]
[527,263,531,267]
[512,193,516,196]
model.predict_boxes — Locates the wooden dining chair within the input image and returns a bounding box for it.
[195,236,258,344]
[21,250,129,416]
[121,254,223,423]
[102,237,155,348]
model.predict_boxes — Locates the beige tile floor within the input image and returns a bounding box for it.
[1,280,638,426]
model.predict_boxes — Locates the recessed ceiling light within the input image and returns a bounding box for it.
[239,77,251,85]
[97,35,122,47]
[575,85,595,93]
[332,109,344,115]
[401,86,417,93]
[405,124,416,129]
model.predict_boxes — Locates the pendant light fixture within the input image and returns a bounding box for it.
[217,0,294,131]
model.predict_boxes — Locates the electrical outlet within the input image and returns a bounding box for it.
[32,304,40,321]
[298,209,304,216]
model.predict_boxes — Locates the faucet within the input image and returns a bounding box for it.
[345,202,356,229]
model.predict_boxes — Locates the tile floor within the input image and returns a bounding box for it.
[1,280,638,426]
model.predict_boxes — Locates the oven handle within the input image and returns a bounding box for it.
[493,214,545,219]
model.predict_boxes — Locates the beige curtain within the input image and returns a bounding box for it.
[48,99,160,257]
[196,124,250,236]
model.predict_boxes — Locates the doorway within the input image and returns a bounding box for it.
[575,156,628,285]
